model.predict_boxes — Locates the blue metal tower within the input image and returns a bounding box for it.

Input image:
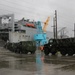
[34,21,48,48]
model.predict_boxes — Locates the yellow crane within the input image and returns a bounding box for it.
[43,17,50,32]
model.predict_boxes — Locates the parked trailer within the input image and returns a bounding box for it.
[43,38,75,56]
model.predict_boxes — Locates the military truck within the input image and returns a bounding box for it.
[43,38,75,56]
[5,41,36,54]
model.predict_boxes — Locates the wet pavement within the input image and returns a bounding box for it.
[0,47,75,75]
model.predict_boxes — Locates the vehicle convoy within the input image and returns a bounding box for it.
[43,38,75,56]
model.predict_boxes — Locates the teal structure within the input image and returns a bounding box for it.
[34,21,48,47]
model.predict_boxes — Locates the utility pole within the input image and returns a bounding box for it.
[55,10,57,39]
[53,17,56,39]
[74,23,75,38]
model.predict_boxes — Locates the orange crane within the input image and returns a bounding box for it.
[43,17,50,32]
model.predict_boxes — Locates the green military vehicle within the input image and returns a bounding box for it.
[43,38,75,56]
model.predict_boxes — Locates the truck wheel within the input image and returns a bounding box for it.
[24,50,28,54]
[60,50,66,56]
[44,47,49,56]
[31,51,35,54]
[51,52,56,55]
[51,48,57,55]
[68,49,73,56]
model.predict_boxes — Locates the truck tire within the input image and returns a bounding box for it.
[51,47,57,55]
[68,48,73,56]
[31,51,35,54]
[44,47,49,56]
[60,49,67,56]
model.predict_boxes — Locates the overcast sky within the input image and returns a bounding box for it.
[0,0,75,37]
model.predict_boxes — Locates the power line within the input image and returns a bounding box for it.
[0,8,50,22]
[3,0,75,21]
[0,2,35,14]
[0,1,51,18]
[0,0,51,13]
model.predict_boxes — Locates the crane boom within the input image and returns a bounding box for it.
[43,17,50,32]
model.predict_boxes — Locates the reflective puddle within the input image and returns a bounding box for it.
[0,47,75,75]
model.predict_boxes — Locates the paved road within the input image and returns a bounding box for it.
[0,47,75,75]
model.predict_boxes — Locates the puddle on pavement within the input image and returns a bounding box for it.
[0,55,36,71]
[35,50,46,75]
[0,48,75,75]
